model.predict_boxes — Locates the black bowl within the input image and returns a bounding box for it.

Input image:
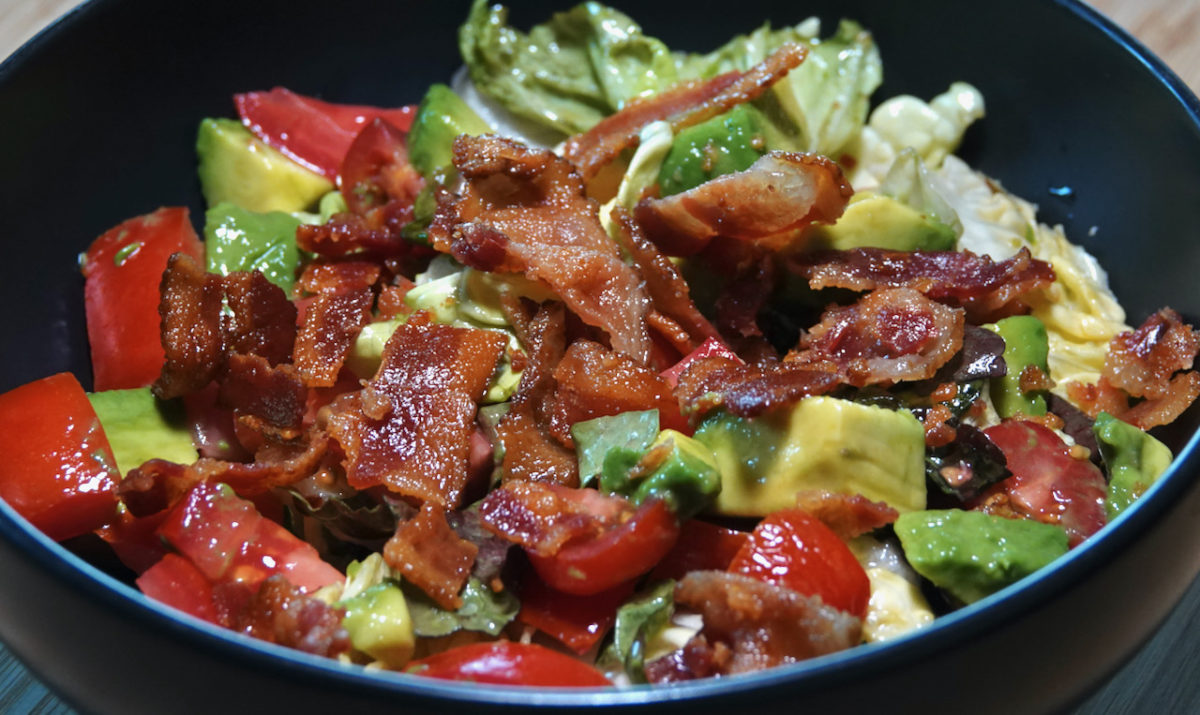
[1,0,1199,713]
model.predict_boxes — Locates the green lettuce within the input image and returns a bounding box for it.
[878,147,963,238]
[404,577,519,638]
[597,580,676,683]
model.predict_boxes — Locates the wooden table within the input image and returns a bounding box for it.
[1,1,1198,713]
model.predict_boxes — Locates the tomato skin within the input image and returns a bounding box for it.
[82,207,204,391]
[234,87,417,180]
[136,553,219,624]
[0,373,119,541]
[339,118,423,215]
[517,576,635,654]
[729,509,870,618]
[983,420,1108,547]
[527,498,680,596]
[649,519,750,582]
[407,641,611,687]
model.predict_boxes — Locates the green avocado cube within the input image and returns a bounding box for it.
[88,388,197,476]
[196,118,333,214]
[657,104,766,196]
[1094,411,1173,519]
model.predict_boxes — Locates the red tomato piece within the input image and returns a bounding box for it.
[407,641,611,687]
[136,553,219,624]
[234,87,417,180]
[649,519,751,582]
[339,118,423,215]
[526,498,680,596]
[983,420,1108,547]
[82,207,204,391]
[96,508,169,574]
[0,373,119,541]
[517,577,635,654]
[659,336,742,388]
[729,509,870,618]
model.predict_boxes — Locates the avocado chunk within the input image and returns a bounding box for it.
[1094,411,1173,519]
[895,509,1069,604]
[657,104,766,196]
[87,388,197,475]
[196,118,333,213]
[407,84,492,182]
[571,409,660,486]
[204,201,302,296]
[338,581,416,668]
[599,428,722,519]
[986,315,1050,419]
[693,396,926,516]
[809,192,956,251]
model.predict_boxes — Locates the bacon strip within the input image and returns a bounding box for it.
[326,312,507,507]
[430,135,652,363]
[293,287,374,387]
[218,353,307,436]
[788,247,1056,322]
[635,152,852,257]
[562,44,807,182]
[477,481,627,557]
[222,270,298,367]
[793,490,899,541]
[384,502,479,611]
[787,287,965,387]
[297,261,381,296]
[233,575,350,657]
[674,355,841,419]
[154,253,226,399]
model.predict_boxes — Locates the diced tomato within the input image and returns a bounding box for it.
[82,207,204,391]
[982,420,1108,547]
[136,553,219,624]
[517,576,635,654]
[96,507,169,574]
[649,519,750,582]
[0,373,119,541]
[407,641,611,687]
[339,118,423,215]
[234,87,417,180]
[729,509,870,618]
[526,498,680,596]
[659,336,742,388]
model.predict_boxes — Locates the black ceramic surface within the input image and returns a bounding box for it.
[0,0,1198,713]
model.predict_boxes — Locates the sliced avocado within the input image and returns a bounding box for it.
[694,396,926,515]
[196,118,333,214]
[407,84,492,182]
[895,509,1069,604]
[657,104,766,196]
[1094,411,1173,519]
[600,428,722,519]
[985,315,1050,419]
[338,581,416,668]
[204,202,302,296]
[572,409,660,486]
[809,192,956,251]
[88,388,197,475]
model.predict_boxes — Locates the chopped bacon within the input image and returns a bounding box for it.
[787,288,965,387]
[1019,365,1056,394]
[218,353,307,437]
[429,135,652,363]
[923,403,958,448]
[674,570,861,674]
[673,354,841,419]
[1120,372,1200,430]
[376,277,415,320]
[788,247,1056,322]
[714,252,777,343]
[1105,308,1200,399]
[562,43,807,182]
[476,481,626,557]
[154,253,226,399]
[496,303,580,486]
[221,270,298,366]
[297,261,381,296]
[293,287,374,388]
[645,636,730,684]
[634,152,852,257]
[793,490,900,541]
[233,575,350,657]
[326,313,507,507]
[383,502,479,611]
[548,340,677,448]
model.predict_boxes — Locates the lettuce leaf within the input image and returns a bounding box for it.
[867,81,985,169]
[404,576,519,638]
[597,579,676,683]
[879,147,963,237]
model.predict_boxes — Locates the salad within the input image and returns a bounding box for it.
[1,0,1198,688]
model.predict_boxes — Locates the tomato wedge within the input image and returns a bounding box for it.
[729,508,870,618]
[0,373,119,541]
[982,419,1107,546]
[517,576,635,654]
[526,498,679,596]
[407,641,610,687]
[339,118,423,215]
[235,87,417,180]
[649,518,750,582]
[82,207,204,391]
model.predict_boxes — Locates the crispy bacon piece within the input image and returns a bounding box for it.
[634,153,852,257]
[715,253,777,343]
[293,287,374,388]
[645,636,730,684]
[548,340,677,448]
[429,135,652,363]
[674,355,841,419]
[675,570,861,674]
[233,575,350,657]
[326,313,507,507]
[218,353,307,436]
[561,44,807,182]
[476,480,626,557]
[384,502,479,611]
[221,270,298,366]
[154,253,226,399]
[297,261,381,296]
[495,303,580,486]
[788,247,1056,322]
[787,288,965,387]
[793,490,900,541]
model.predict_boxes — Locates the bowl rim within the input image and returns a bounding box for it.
[2,0,1200,708]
